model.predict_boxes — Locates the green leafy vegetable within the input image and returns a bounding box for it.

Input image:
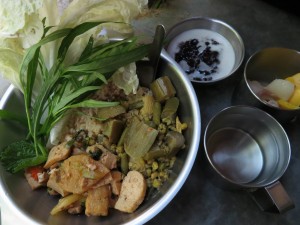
[0,141,45,173]
[0,21,151,173]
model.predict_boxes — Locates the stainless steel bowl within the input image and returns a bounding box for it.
[232,47,300,123]
[164,17,245,84]
[0,50,201,225]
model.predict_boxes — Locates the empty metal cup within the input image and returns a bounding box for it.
[204,105,294,213]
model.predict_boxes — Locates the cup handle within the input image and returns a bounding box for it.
[249,181,295,213]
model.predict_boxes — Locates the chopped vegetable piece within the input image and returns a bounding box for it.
[120,153,129,174]
[124,118,159,159]
[161,97,179,124]
[150,76,176,102]
[165,131,185,156]
[51,194,83,215]
[103,119,124,144]
[97,105,126,120]
[153,101,162,126]
[117,127,128,147]
[140,95,155,117]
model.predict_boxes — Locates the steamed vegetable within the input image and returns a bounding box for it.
[150,76,176,102]
[124,118,159,159]
[51,194,83,215]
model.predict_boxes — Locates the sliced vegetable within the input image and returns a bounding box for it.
[120,153,129,174]
[161,97,179,124]
[103,119,124,144]
[153,101,162,126]
[165,131,185,156]
[117,127,128,147]
[97,105,126,120]
[150,76,176,102]
[124,118,158,159]
[140,95,155,117]
[51,194,83,215]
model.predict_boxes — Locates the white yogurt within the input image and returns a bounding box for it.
[167,29,236,82]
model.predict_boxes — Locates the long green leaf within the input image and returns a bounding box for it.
[58,22,108,59]
[65,44,150,74]
[20,28,72,83]
[62,99,119,110]
[52,86,100,114]
[79,36,94,61]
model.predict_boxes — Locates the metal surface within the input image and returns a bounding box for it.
[0,51,200,225]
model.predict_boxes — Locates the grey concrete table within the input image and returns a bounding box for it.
[1,0,299,224]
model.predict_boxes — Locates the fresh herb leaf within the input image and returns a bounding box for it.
[0,140,47,173]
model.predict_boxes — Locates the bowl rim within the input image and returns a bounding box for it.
[0,50,201,225]
[165,16,245,84]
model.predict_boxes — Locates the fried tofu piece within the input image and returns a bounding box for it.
[86,144,118,169]
[47,169,70,197]
[111,170,122,195]
[114,171,146,213]
[85,185,111,216]
[58,155,110,194]
[44,142,71,169]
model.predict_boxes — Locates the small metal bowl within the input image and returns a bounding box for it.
[232,47,300,123]
[164,17,245,84]
[0,50,201,225]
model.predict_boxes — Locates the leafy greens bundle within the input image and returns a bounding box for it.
[0,21,150,173]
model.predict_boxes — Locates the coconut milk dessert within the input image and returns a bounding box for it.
[167,29,235,82]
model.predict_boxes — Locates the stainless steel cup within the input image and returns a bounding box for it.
[232,47,300,123]
[204,105,294,213]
